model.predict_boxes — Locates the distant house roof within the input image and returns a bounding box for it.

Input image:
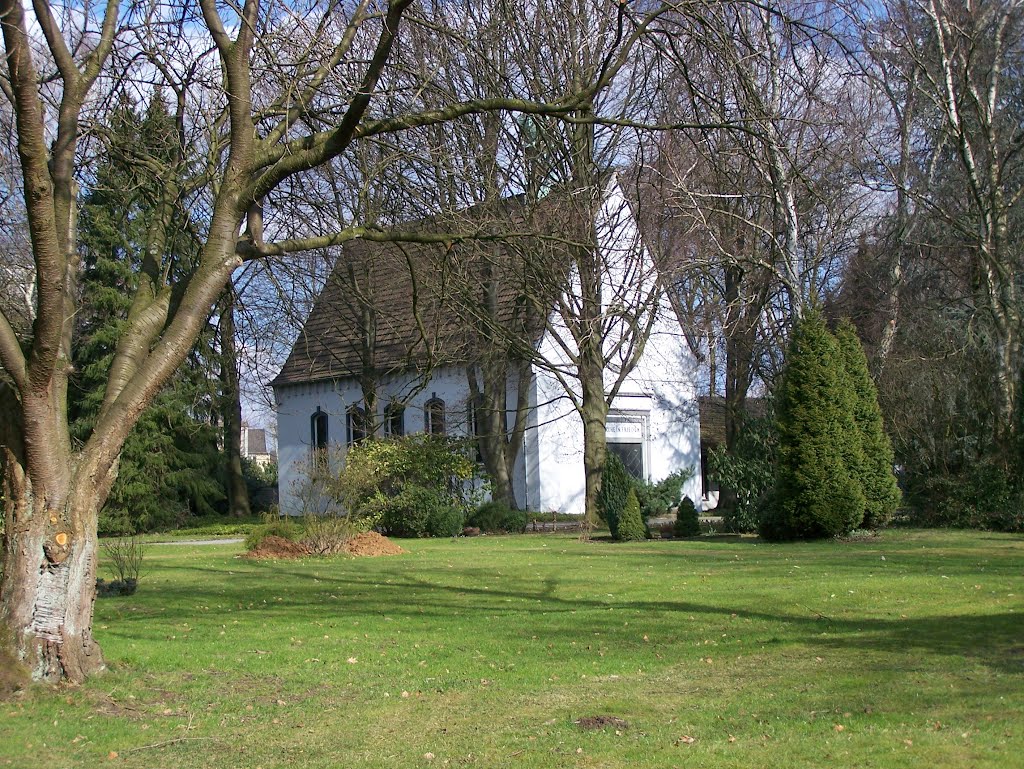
[698,396,767,445]
[272,189,588,389]
[243,427,269,456]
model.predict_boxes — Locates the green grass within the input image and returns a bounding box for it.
[3,529,1022,768]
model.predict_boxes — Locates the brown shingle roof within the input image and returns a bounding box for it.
[272,191,583,388]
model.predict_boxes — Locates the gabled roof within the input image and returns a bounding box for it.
[272,189,587,388]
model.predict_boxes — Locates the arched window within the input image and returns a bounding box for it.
[424,396,446,436]
[384,403,405,437]
[310,408,329,449]
[346,405,368,446]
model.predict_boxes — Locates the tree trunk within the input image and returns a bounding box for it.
[219,288,251,518]
[580,377,608,536]
[1,451,105,683]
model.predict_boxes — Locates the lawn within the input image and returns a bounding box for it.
[2,529,1022,768]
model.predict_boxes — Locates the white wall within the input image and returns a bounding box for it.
[275,366,528,515]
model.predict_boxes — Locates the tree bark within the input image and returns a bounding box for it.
[1,443,105,683]
[219,287,251,518]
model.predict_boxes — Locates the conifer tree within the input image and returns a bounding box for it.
[835,319,901,528]
[599,452,633,539]
[617,487,647,541]
[765,307,865,539]
[71,94,224,533]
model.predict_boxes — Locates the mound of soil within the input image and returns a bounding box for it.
[244,532,405,559]
[243,535,312,559]
[342,531,406,557]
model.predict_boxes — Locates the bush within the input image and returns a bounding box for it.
[335,435,475,537]
[599,452,633,539]
[765,307,866,540]
[835,319,901,528]
[300,513,361,555]
[914,459,1024,532]
[428,504,467,538]
[244,515,299,551]
[468,501,527,533]
[673,497,701,538]
[635,469,690,520]
[708,407,777,533]
[616,488,647,541]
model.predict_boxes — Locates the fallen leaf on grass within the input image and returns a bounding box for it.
[675,736,696,745]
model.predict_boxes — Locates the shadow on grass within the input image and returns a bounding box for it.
[116,547,1024,677]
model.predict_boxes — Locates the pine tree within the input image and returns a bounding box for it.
[765,307,866,540]
[71,94,224,533]
[835,319,901,528]
[617,487,647,541]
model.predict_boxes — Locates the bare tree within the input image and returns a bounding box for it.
[0,0,662,683]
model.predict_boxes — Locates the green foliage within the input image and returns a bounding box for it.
[244,516,299,551]
[336,436,476,538]
[835,319,901,528]
[72,93,224,535]
[243,459,279,513]
[427,504,468,538]
[634,469,690,520]
[468,501,528,533]
[673,497,701,538]
[709,407,778,533]
[616,487,647,541]
[598,452,633,538]
[914,459,1024,532]
[765,307,866,540]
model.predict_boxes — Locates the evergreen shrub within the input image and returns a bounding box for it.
[673,497,701,538]
[835,319,901,528]
[764,308,866,540]
[616,488,647,541]
[599,452,633,539]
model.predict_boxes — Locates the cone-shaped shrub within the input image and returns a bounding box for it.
[834,319,901,528]
[617,487,647,541]
[765,307,866,539]
[673,496,701,537]
[599,452,633,539]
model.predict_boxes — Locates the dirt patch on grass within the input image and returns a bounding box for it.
[574,715,629,731]
[342,531,406,557]
[243,536,312,559]
[244,532,405,559]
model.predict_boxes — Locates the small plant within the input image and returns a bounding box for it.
[673,497,701,538]
[616,488,647,541]
[98,535,145,596]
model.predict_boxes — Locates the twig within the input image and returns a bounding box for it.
[122,736,218,754]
